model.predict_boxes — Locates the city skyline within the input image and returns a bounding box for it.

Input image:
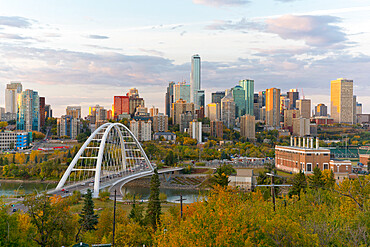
[0,0,369,116]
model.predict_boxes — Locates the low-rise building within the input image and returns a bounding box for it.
[153,132,176,141]
[130,119,152,142]
[229,169,255,190]
[0,131,32,150]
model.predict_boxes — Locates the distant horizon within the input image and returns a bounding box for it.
[0,0,369,116]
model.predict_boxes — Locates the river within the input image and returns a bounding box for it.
[121,186,207,204]
[0,181,205,204]
[0,181,57,197]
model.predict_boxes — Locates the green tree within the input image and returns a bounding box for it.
[145,169,161,230]
[308,167,325,190]
[289,171,307,199]
[129,195,144,225]
[76,189,99,241]
[164,150,177,166]
[213,164,235,187]
[4,157,8,166]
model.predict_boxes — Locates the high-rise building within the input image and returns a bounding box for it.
[221,92,236,129]
[331,78,354,124]
[39,97,46,128]
[258,91,266,108]
[240,115,255,140]
[129,91,145,116]
[211,91,225,104]
[170,99,194,125]
[207,103,220,121]
[353,95,357,124]
[266,88,281,127]
[253,93,260,120]
[180,111,194,132]
[280,95,290,114]
[135,105,149,117]
[89,105,107,126]
[165,81,175,117]
[315,104,327,117]
[113,96,129,119]
[296,99,311,119]
[287,89,299,110]
[239,79,254,115]
[149,106,159,117]
[130,119,152,142]
[5,82,22,114]
[232,85,246,118]
[57,115,80,139]
[153,113,168,132]
[189,120,202,143]
[190,54,201,108]
[17,89,40,131]
[45,105,52,118]
[210,120,223,138]
[292,117,310,137]
[356,102,362,115]
[66,106,82,119]
[284,109,300,130]
[174,82,191,103]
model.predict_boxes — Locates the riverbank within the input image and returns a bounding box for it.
[125,176,210,190]
[0,179,58,184]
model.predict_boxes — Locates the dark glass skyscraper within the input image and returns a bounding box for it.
[190,54,204,110]
[239,79,254,115]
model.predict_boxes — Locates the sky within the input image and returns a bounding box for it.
[0,0,369,117]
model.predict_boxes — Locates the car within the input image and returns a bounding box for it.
[64,190,69,193]
[12,208,17,212]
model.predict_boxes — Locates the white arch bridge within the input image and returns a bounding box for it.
[50,122,182,198]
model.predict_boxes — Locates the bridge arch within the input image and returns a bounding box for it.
[56,122,154,197]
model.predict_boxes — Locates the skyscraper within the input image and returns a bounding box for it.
[232,85,246,118]
[296,99,311,119]
[17,89,40,131]
[330,78,354,124]
[66,106,82,119]
[207,103,220,121]
[211,91,225,104]
[39,97,46,129]
[174,82,191,103]
[240,115,255,140]
[5,82,22,114]
[239,79,254,115]
[190,54,204,110]
[287,89,299,109]
[165,81,175,117]
[113,95,129,119]
[221,92,236,129]
[266,88,281,127]
[315,104,327,117]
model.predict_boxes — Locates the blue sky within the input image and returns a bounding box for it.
[0,0,369,116]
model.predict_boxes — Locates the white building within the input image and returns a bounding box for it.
[189,120,202,143]
[5,82,22,114]
[130,119,152,142]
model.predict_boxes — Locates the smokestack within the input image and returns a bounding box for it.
[294,137,297,146]
[302,137,305,148]
[290,136,293,146]
[316,137,319,149]
[298,137,301,147]
[310,137,313,149]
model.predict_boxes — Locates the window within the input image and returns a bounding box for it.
[307,163,312,172]
[324,163,329,170]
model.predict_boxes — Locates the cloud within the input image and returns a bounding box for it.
[274,0,298,2]
[0,16,33,28]
[86,34,109,39]
[205,18,263,31]
[138,48,164,56]
[193,0,249,7]
[265,15,347,47]
[0,33,30,40]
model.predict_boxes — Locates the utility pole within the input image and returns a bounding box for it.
[175,195,186,218]
[112,189,117,247]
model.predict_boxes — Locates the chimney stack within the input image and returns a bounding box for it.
[294,137,297,146]
[316,137,319,149]
[310,137,313,149]
[290,136,293,146]
[298,137,301,147]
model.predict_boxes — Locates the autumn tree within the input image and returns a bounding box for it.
[129,195,144,225]
[24,194,74,247]
[145,169,161,230]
